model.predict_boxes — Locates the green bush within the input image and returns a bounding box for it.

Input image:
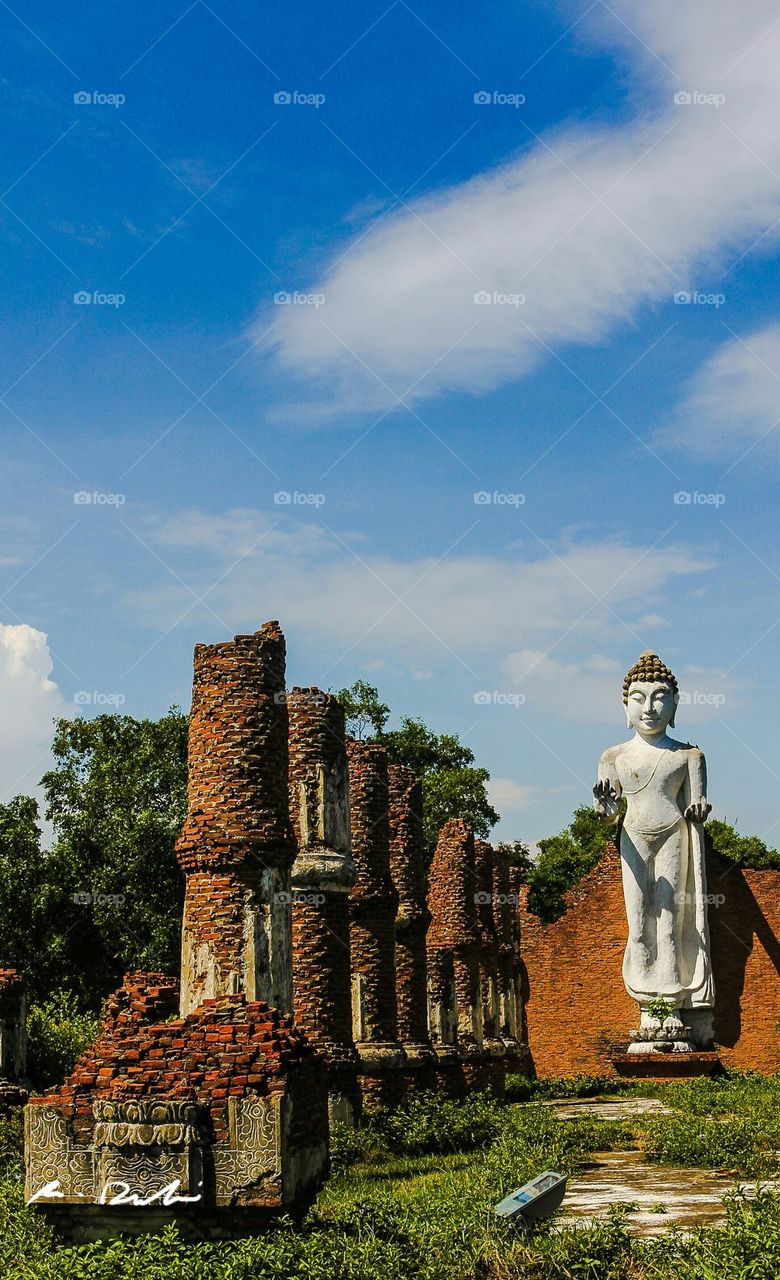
[26,991,100,1091]
[505,1074,642,1102]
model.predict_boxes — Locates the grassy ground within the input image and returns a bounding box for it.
[2,1075,780,1279]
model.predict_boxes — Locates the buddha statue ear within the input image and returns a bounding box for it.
[670,693,679,728]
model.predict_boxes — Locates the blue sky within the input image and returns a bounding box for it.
[2,0,779,847]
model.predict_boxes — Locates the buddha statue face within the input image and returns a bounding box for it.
[625,680,676,738]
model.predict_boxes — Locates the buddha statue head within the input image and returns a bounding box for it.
[622,651,679,737]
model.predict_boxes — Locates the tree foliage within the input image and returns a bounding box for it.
[526,805,614,923]
[336,683,500,858]
[525,806,780,924]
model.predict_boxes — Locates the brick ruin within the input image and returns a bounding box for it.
[387,765,437,1092]
[21,619,531,1237]
[426,820,507,1094]
[0,969,27,1112]
[346,739,407,1106]
[25,626,329,1239]
[287,688,361,1126]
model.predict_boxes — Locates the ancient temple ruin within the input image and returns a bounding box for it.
[25,625,329,1239]
[22,619,530,1237]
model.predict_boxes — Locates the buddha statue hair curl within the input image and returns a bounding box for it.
[622,651,679,705]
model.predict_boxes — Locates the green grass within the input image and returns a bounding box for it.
[3,1076,780,1279]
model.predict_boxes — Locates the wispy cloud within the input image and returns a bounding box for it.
[258,0,780,415]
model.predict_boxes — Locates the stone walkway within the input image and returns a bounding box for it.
[539,1096,774,1237]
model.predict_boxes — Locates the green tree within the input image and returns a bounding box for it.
[526,805,615,923]
[707,818,780,870]
[40,708,188,1008]
[335,684,500,858]
[335,680,390,739]
[0,795,70,1002]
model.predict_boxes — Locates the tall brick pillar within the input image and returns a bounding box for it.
[287,688,361,1126]
[176,623,296,1016]
[427,819,484,1094]
[507,861,530,1073]
[387,765,436,1093]
[346,740,406,1107]
[475,840,506,1095]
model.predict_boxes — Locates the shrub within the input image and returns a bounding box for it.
[26,991,100,1091]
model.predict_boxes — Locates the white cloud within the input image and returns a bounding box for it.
[0,625,69,810]
[658,322,780,456]
[502,648,742,725]
[134,508,710,672]
[487,777,540,811]
[259,0,780,415]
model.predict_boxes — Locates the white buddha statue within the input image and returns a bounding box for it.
[594,652,714,1047]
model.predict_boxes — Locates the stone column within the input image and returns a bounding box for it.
[346,740,406,1106]
[426,819,483,1093]
[387,765,436,1092]
[287,687,361,1126]
[474,840,506,1095]
[175,622,296,1016]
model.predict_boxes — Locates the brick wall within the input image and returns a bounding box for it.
[520,840,780,1077]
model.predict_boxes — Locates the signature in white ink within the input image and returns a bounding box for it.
[29,1178,202,1207]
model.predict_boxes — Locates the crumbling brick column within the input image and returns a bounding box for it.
[287,688,360,1126]
[346,740,406,1107]
[387,766,436,1092]
[175,623,297,1016]
[0,969,28,1112]
[474,840,506,1095]
[427,819,484,1093]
